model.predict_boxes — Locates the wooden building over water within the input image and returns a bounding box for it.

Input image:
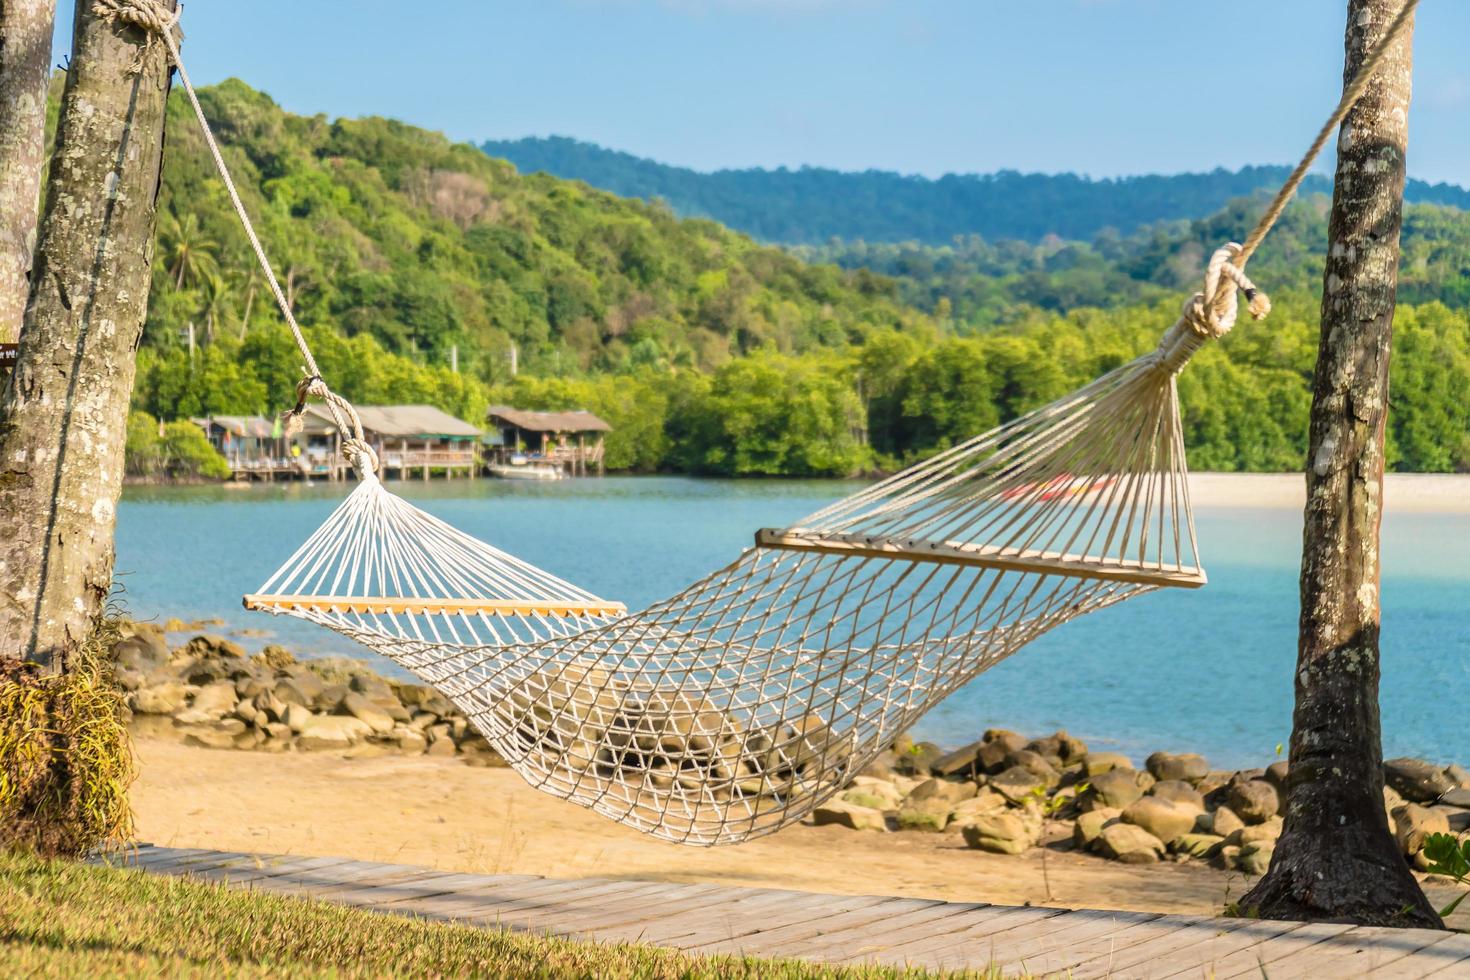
[305,403,481,480]
[486,406,611,476]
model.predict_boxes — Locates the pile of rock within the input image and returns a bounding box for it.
[113,623,503,764]
[811,728,1470,874]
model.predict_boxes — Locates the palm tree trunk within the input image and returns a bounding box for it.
[1239,0,1441,929]
[0,0,56,342]
[0,0,176,670]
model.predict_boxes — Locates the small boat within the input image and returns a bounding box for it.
[489,455,564,481]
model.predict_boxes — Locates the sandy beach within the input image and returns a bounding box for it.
[1188,471,1470,513]
[129,737,1468,926]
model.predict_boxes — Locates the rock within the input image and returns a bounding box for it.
[1447,763,1470,789]
[1084,752,1132,776]
[1440,788,1470,809]
[894,741,945,777]
[180,725,238,750]
[1087,768,1150,810]
[180,634,248,660]
[975,740,1012,774]
[252,691,288,724]
[960,811,1040,854]
[295,714,372,750]
[396,683,454,717]
[949,790,1010,827]
[896,798,952,833]
[114,668,145,692]
[1146,752,1209,784]
[393,729,428,754]
[812,801,887,831]
[1228,780,1281,824]
[1227,818,1282,848]
[1121,797,1199,844]
[189,681,239,718]
[841,789,896,812]
[908,777,976,805]
[274,673,324,707]
[1097,823,1165,864]
[1393,803,1450,856]
[1213,844,1242,871]
[858,750,898,779]
[1170,833,1225,859]
[234,674,272,700]
[1433,805,1470,833]
[283,702,314,734]
[1383,758,1456,803]
[847,778,905,809]
[130,682,189,716]
[232,701,260,726]
[990,765,1047,805]
[341,692,395,734]
[1265,760,1290,791]
[1238,841,1275,875]
[424,736,456,757]
[315,683,350,712]
[984,729,1028,753]
[889,732,915,755]
[1196,771,1233,802]
[253,644,296,670]
[1004,750,1061,786]
[930,741,983,778]
[113,634,166,672]
[1074,807,1121,850]
[262,722,291,740]
[1149,780,1205,811]
[1202,805,1246,839]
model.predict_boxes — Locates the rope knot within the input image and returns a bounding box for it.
[92,0,182,73]
[1181,243,1272,340]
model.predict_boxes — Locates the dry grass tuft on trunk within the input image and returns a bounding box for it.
[0,619,135,857]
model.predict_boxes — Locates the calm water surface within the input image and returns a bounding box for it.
[115,476,1469,768]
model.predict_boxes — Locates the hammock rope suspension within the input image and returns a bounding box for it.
[119,0,1419,844]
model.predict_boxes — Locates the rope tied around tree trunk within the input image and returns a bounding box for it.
[91,0,181,75]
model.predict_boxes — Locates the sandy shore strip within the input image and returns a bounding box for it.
[1188,472,1470,512]
[129,738,1468,925]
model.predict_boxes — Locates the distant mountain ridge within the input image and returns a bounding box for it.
[481,135,1470,245]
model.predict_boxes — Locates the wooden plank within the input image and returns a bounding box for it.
[1158,920,1354,979]
[1258,923,1463,979]
[243,594,626,618]
[755,528,1208,588]
[204,855,358,887]
[1066,914,1282,979]
[488,880,708,937]
[658,893,899,952]
[596,888,851,948]
[108,847,218,870]
[739,897,954,959]
[929,908,1161,973]
[456,882,732,936]
[1381,932,1470,979]
[838,904,1067,965]
[457,880,681,935]
[826,902,992,962]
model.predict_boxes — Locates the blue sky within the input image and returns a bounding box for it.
[53,1,1470,184]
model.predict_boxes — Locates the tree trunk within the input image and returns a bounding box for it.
[0,0,56,342]
[1240,0,1440,929]
[0,0,175,671]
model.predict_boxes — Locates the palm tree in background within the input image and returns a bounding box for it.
[161,212,219,289]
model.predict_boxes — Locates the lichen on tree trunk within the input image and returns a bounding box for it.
[1239,0,1441,929]
[0,0,56,342]
[0,1,175,671]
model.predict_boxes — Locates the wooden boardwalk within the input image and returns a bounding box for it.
[94,846,1470,978]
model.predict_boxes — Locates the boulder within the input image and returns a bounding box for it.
[1264,760,1290,792]
[1393,803,1450,856]
[975,739,1012,774]
[1197,771,1234,806]
[949,790,1010,827]
[930,741,983,778]
[1087,768,1150,810]
[960,811,1040,854]
[396,682,454,717]
[983,729,1029,754]
[990,765,1047,805]
[812,801,887,831]
[896,798,952,833]
[1146,752,1209,784]
[1084,752,1132,776]
[179,725,238,750]
[234,674,272,700]
[1227,780,1280,824]
[1213,844,1242,871]
[1097,823,1165,864]
[315,683,350,712]
[114,668,145,692]
[1004,750,1061,786]
[1440,788,1470,809]
[341,692,395,734]
[189,681,239,718]
[842,789,897,812]
[1433,805,1470,833]
[1383,758,1456,803]
[393,728,428,754]
[129,682,189,716]
[857,750,898,779]
[1170,833,1225,859]
[1202,805,1246,839]
[1226,818,1282,848]
[180,634,248,660]
[894,741,945,777]
[295,714,372,750]
[274,673,324,707]
[1238,841,1275,876]
[1446,763,1470,789]
[113,634,167,672]
[1149,780,1205,811]
[424,736,457,757]
[1074,807,1121,851]
[1121,797,1198,844]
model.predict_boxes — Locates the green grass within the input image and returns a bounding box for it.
[0,851,1007,978]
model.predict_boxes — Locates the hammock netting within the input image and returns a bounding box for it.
[247,307,1220,845]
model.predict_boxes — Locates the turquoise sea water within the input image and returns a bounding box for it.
[114,476,1469,769]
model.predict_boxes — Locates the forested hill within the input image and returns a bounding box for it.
[480,135,1470,245]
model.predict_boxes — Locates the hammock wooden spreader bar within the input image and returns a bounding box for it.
[242,595,628,618]
[753,529,1209,588]
[104,0,1422,845]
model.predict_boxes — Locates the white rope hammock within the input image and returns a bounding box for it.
[109,0,1418,845]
